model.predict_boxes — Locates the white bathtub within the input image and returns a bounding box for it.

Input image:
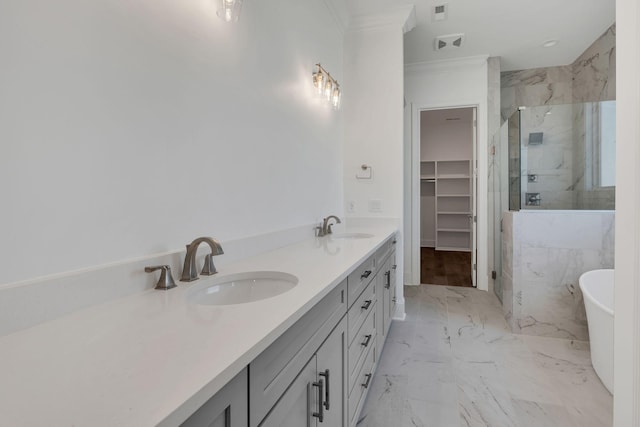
[579,269,614,394]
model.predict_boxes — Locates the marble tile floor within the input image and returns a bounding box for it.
[357,285,613,427]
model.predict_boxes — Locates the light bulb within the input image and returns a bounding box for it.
[224,7,233,22]
[314,72,325,95]
[332,87,341,109]
[217,0,242,22]
[324,79,332,101]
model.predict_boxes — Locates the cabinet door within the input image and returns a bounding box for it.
[259,356,318,427]
[389,251,397,320]
[381,258,392,336]
[181,368,248,427]
[375,268,385,360]
[250,281,346,426]
[316,317,347,427]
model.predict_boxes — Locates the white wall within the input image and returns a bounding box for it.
[614,0,640,424]
[343,6,415,318]
[343,27,404,219]
[0,0,344,285]
[405,57,489,289]
[420,109,474,161]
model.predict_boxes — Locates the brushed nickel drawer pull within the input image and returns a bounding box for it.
[361,334,372,347]
[362,373,372,388]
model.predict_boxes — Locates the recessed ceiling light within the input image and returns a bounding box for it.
[542,39,559,48]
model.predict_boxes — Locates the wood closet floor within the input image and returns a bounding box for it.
[420,247,473,287]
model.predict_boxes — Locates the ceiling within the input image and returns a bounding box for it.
[346,0,615,71]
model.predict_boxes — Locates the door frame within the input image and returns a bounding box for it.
[409,101,487,291]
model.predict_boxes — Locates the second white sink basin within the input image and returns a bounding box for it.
[331,233,374,239]
[188,271,298,306]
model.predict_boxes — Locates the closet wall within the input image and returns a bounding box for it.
[420,108,474,251]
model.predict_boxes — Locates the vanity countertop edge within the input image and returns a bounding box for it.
[0,222,399,427]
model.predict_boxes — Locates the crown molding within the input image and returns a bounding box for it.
[405,55,490,75]
[320,0,350,35]
[348,4,416,34]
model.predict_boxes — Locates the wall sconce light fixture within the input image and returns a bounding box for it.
[217,0,243,22]
[313,64,341,109]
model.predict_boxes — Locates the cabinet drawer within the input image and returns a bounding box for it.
[249,279,347,427]
[347,306,376,394]
[347,255,375,308]
[348,338,376,427]
[347,280,375,346]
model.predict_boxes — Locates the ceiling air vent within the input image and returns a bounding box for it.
[433,4,448,21]
[434,33,465,51]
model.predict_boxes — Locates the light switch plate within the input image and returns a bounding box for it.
[368,199,382,212]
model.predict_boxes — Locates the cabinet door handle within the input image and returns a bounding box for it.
[361,299,372,310]
[319,369,330,410]
[362,373,372,388]
[361,270,372,279]
[312,379,324,422]
[392,264,397,270]
[361,334,372,347]
[384,271,391,289]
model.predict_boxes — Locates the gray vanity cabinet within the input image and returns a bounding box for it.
[181,368,248,427]
[259,316,347,427]
[183,234,397,427]
[250,280,347,427]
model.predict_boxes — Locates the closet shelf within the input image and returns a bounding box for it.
[436,174,470,179]
[421,159,472,252]
[436,246,472,252]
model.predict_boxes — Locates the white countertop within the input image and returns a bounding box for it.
[0,222,398,426]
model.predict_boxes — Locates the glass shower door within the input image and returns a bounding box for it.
[490,122,509,302]
[508,110,522,211]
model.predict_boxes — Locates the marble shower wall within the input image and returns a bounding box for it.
[573,25,616,103]
[501,23,616,121]
[501,66,573,122]
[502,211,615,340]
[501,24,616,211]
[519,104,574,209]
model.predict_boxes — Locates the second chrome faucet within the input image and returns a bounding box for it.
[316,215,341,237]
[180,237,224,282]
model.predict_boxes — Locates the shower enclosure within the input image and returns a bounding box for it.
[492,100,616,304]
[493,101,616,338]
[508,101,616,211]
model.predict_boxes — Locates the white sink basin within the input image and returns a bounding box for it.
[188,271,298,306]
[331,233,374,239]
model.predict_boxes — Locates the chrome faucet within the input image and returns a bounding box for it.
[317,215,341,236]
[180,237,224,282]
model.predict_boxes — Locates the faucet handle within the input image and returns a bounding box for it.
[201,253,219,276]
[145,265,177,290]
